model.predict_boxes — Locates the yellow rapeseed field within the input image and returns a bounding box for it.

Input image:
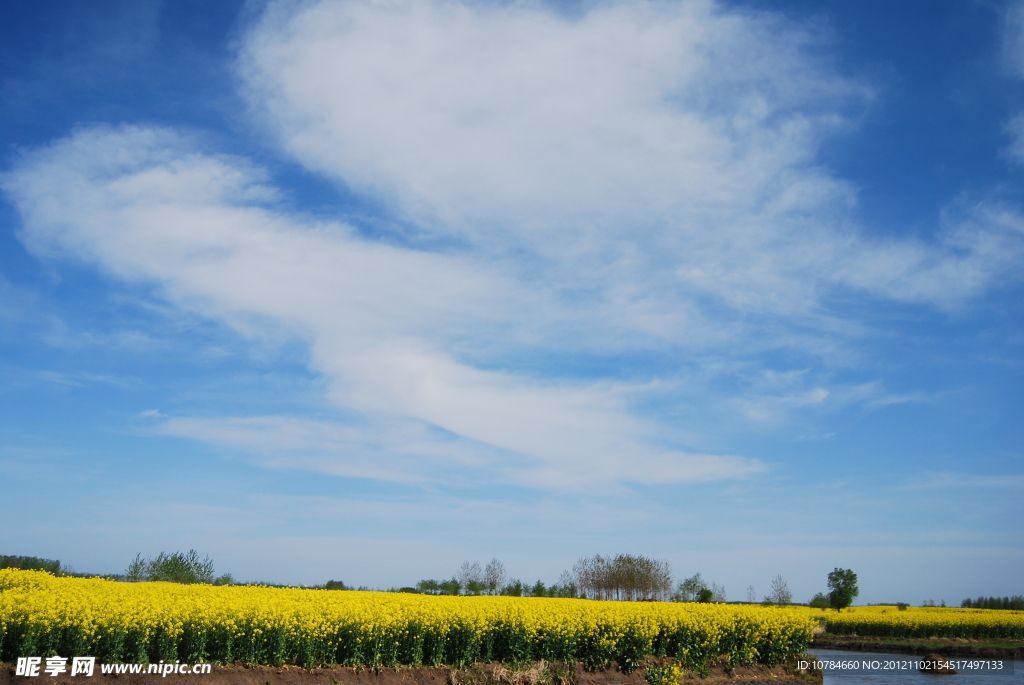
[0,570,814,669]
[814,605,1024,639]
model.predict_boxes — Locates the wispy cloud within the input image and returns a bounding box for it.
[2,125,761,491]
[1003,1,1024,78]
[1004,112,1024,164]
[37,370,139,387]
[1002,3,1024,163]
[906,472,1024,489]
[153,411,762,491]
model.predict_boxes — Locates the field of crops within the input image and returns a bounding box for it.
[0,570,813,671]
[820,605,1024,639]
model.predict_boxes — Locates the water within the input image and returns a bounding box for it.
[808,648,1023,684]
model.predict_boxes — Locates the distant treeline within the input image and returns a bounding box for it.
[411,555,695,602]
[1,555,62,575]
[412,558,577,598]
[961,596,1024,610]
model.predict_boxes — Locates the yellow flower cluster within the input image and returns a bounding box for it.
[0,570,815,669]
[814,605,1024,639]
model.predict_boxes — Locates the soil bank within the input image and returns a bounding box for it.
[1,661,820,685]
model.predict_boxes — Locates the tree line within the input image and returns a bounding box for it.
[415,555,734,602]
[414,558,578,597]
[410,559,861,609]
[1,555,64,575]
[961,596,1024,610]
[4,551,866,609]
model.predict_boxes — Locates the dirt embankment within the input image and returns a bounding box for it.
[812,634,1024,659]
[1,660,821,685]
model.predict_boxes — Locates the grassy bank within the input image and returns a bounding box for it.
[812,633,1024,658]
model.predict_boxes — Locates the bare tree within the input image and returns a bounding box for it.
[768,575,792,605]
[458,561,483,595]
[483,558,506,595]
[556,569,578,598]
[570,554,672,601]
[746,585,757,603]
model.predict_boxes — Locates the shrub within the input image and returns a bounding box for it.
[125,550,215,584]
[644,662,683,685]
[809,593,830,609]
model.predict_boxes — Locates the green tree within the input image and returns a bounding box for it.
[827,568,859,610]
[416,579,440,594]
[439,578,462,595]
[675,573,706,602]
[808,592,830,609]
[1,555,62,575]
[501,579,525,596]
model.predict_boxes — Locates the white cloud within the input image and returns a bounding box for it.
[238,0,1023,311]
[2,124,760,491]
[5,1,1024,492]
[239,0,854,232]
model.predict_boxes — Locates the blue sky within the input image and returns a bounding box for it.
[1,0,1022,605]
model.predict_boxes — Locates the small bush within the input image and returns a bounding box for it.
[809,593,830,609]
[644,663,683,685]
[125,550,215,584]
